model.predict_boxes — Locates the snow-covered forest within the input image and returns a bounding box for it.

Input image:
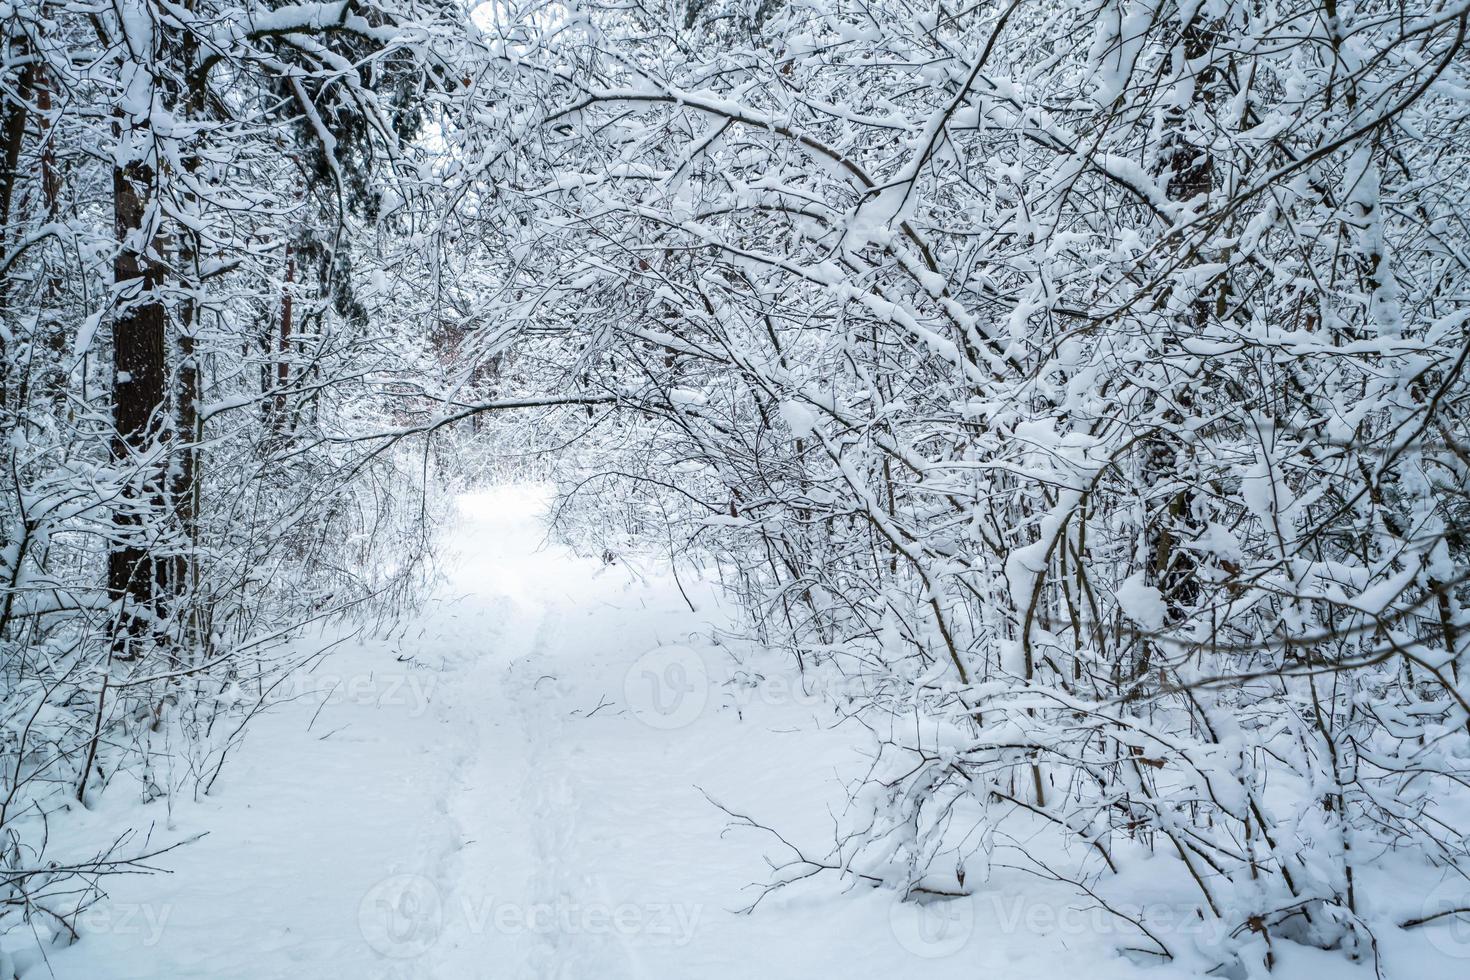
[4,0,1470,976]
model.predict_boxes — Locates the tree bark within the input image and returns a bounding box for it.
[172,12,205,656]
[108,137,168,658]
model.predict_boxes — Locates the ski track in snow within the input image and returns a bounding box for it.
[35,486,1449,979]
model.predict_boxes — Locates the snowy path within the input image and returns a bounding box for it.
[41,488,1209,979]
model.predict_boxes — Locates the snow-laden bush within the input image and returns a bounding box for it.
[453,0,1470,972]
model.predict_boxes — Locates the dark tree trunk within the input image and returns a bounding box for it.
[0,60,30,236]
[172,17,206,656]
[276,247,294,425]
[108,144,169,658]
[0,53,32,409]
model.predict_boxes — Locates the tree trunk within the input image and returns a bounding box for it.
[172,14,205,658]
[108,135,168,658]
[0,52,32,409]
[275,247,294,426]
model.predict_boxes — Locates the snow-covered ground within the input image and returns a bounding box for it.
[31,487,1469,979]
